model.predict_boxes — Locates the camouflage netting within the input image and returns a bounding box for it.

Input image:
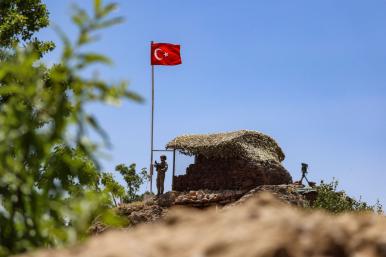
[166,130,285,163]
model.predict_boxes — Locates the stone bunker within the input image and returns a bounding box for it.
[166,130,293,191]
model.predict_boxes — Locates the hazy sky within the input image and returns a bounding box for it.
[39,0,386,205]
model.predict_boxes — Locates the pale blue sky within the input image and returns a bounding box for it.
[39,0,386,206]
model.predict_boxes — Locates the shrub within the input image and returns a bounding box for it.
[310,179,383,214]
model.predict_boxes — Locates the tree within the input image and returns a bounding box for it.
[99,164,148,206]
[0,0,141,256]
[0,0,54,55]
[115,164,148,203]
[100,172,126,206]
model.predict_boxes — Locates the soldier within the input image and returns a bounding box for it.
[155,155,168,196]
[299,163,309,185]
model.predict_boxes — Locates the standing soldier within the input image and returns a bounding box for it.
[155,155,168,196]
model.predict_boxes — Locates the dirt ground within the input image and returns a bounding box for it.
[17,192,386,257]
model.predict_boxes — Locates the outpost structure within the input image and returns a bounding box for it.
[166,130,293,191]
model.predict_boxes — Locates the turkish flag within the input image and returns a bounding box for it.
[151,42,182,65]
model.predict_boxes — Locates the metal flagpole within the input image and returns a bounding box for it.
[149,41,155,193]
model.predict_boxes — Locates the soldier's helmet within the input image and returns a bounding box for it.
[160,155,167,160]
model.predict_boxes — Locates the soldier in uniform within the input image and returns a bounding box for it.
[155,155,168,196]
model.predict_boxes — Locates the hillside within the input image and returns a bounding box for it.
[90,184,312,233]
[18,192,386,257]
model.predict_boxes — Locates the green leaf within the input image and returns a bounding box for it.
[125,91,144,102]
[100,3,118,18]
[92,17,124,30]
[76,53,112,66]
[53,25,73,61]
[0,85,24,95]
[94,0,102,18]
[85,115,110,146]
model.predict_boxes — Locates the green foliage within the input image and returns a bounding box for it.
[0,0,141,256]
[311,179,383,214]
[39,145,100,196]
[100,164,148,206]
[0,0,55,55]
[100,172,125,206]
[115,164,148,203]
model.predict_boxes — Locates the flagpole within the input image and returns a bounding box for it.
[149,41,155,194]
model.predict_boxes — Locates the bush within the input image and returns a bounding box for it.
[310,179,383,214]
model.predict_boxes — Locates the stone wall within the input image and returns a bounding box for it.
[172,156,292,191]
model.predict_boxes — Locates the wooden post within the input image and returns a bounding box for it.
[172,149,176,190]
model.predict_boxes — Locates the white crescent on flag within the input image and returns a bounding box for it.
[154,48,164,61]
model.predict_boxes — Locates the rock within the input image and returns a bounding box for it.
[156,191,179,207]
[117,203,166,226]
[229,185,307,208]
[90,185,308,235]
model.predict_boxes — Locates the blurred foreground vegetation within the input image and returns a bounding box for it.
[0,0,145,256]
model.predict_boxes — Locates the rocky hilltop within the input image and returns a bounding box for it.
[19,192,386,257]
[89,185,312,233]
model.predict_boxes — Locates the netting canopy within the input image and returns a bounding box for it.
[166,130,285,163]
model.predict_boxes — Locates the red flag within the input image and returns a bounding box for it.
[151,42,182,65]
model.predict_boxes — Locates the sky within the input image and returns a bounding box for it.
[38,0,386,206]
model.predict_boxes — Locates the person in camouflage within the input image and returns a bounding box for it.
[155,155,168,196]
